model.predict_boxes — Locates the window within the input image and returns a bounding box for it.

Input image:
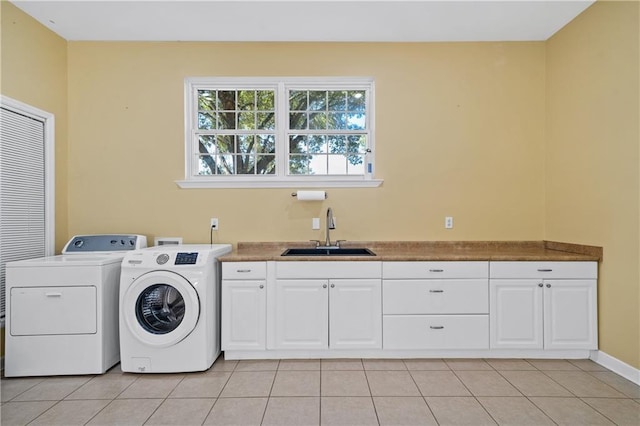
[178,77,382,188]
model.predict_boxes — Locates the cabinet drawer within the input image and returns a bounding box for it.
[383,315,489,349]
[383,262,488,279]
[276,261,381,279]
[489,262,597,279]
[222,262,267,279]
[383,280,488,314]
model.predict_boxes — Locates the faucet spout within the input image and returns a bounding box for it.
[325,207,335,247]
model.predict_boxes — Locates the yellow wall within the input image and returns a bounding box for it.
[546,0,640,368]
[1,1,69,251]
[67,42,546,245]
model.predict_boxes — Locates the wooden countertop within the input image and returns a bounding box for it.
[219,240,602,262]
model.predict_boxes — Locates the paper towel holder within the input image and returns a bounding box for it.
[291,191,328,199]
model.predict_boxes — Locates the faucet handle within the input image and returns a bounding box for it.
[336,240,347,248]
[309,240,321,248]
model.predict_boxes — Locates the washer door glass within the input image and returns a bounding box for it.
[123,270,200,348]
[136,284,185,334]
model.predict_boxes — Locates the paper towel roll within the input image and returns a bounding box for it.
[295,190,327,201]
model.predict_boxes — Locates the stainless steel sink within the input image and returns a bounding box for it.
[281,247,376,256]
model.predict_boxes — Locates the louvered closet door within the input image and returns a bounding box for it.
[0,107,47,318]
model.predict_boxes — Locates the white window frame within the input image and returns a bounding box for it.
[177,77,382,188]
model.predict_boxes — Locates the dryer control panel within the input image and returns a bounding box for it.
[175,252,198,265]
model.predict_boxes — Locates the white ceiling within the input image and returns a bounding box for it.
[10,0,595,42]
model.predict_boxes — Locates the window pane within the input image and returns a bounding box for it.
[289,155,309,174]
[347,135,367,153]
[348,91,365,112]
[308,91,326,111]
[289,112,307,130]
[327,113,347,130]
[237,135,254,153]
[236,154,255,174]
[289,90,307,110]
[198,90,216,110]
[198,155,215,175]
[309,112,326,130]
[347,113,366,130]
[257,112,275,130]
[198,112,216,130]
[289,135,307,154]
[216,135,234,154]
[217,155,234,174]
[257,155,276,174]
[257,90,275,110]
[217,91,236,110]
[309,154,328,175]
[328,155,347,174]
[198,135,216,154]
[328,91,347,111]
[238,112,255,130]
[308,135,327,153]
[218,112,236,129]
[237,91,255,110]
[347,155,365,174]
[256,135,275,154]
[329,135,346,154]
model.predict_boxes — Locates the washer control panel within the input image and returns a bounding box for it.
[175,252,198,265]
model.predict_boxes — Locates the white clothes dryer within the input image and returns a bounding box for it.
[4,234,147,377]
[119,244,231,373]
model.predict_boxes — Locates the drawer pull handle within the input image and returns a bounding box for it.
[537,269,553,272]
[429,326,444,330]
[429,289,444,293]
[236,269,252,273]
[429,269,444,273]
[45,292,62,297]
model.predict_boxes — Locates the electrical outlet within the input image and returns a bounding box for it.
[312,218,320,230]
[210,218,219,230]
[445,216,453,229]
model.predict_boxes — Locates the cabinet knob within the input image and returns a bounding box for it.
[538,283,543,287]
[322,284,327,288]
[259,284,264,289]
[330,283,335,288]
[546,283,551,288]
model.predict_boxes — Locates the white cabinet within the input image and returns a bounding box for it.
[272,262,382,350]
[382,261,490,350]
[489,262,597,350]
[222,262,267,351]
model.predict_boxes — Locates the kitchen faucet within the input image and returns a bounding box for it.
[325,207,336,247]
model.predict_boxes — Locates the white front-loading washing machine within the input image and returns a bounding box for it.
[4,234,147,377]
[119,244,231,373]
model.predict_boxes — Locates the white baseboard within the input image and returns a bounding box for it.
[590,350,640,385]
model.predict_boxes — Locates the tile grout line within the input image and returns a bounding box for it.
[259,359,279,426]
[448,362,502,426]
[577,395,627,426]
[361,360,381,426]
[403,359,442,425]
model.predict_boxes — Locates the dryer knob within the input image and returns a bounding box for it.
[156,254,170,265]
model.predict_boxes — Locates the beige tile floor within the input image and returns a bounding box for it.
[1,357,639,425]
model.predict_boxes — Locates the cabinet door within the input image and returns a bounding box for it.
[221,280,266,350]
[273,279,328,350]
[544,279,597,350]
[329,279,382,349]
[490,279,543,349]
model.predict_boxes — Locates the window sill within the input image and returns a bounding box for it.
[175,178,383,189]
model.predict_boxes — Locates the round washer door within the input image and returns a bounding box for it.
[123,270,200,348]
